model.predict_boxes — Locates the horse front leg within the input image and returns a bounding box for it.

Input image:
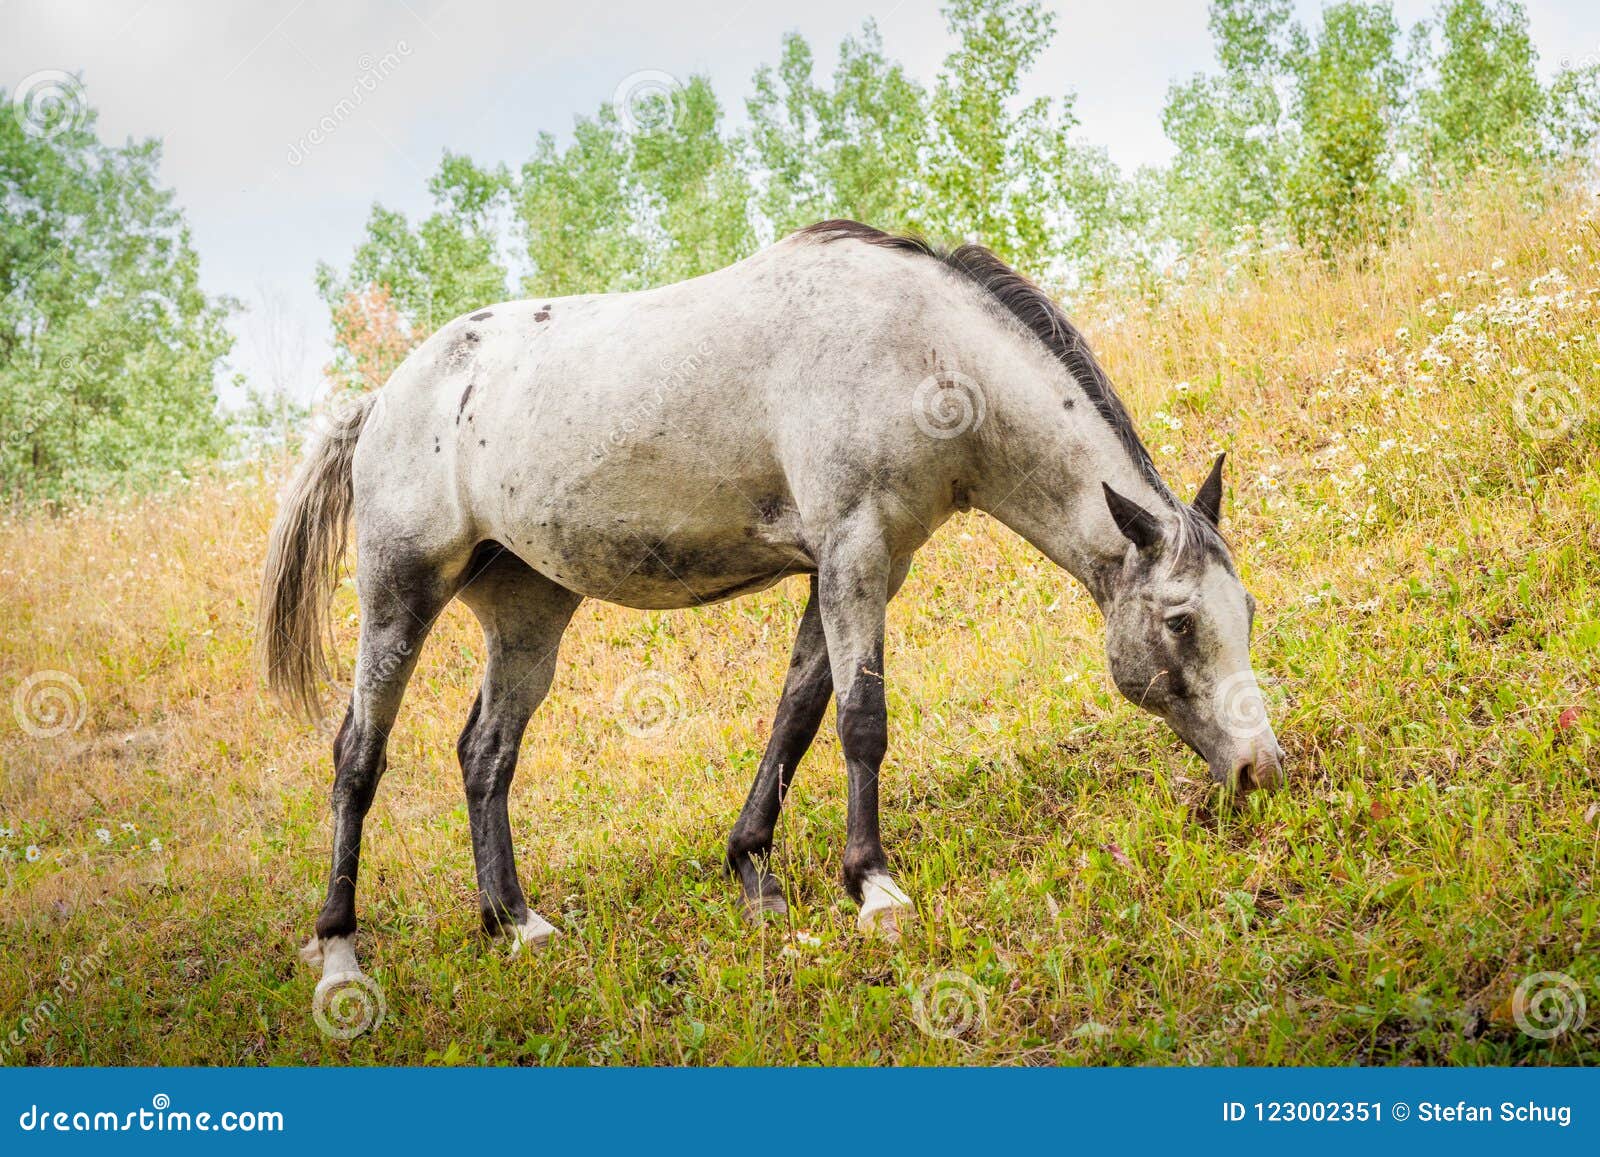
[817,522,913,941]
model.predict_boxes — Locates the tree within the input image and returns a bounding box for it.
[745,24,928,238]
[517,109,644,295]
[1161,0,1300,246]
[1286,2,1406,251]
[1543,62,1600,162]
[921,0,1082,272]
[1412,0,1545,169]
[315,151,510,340]
[0,84,233,500]
[629,77,755,283]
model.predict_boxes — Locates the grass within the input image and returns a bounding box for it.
[1,176,1597,1066]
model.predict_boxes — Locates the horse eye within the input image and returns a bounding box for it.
[1165,614,1194,636]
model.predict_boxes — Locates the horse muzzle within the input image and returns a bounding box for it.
[1227,739,1286,793]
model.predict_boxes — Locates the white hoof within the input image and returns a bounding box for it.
[856,872,913,940]
[313,934,360,979]
[298,936,324,967]
[510,911,558,956]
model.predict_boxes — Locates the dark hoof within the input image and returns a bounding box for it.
[742,890,788,921]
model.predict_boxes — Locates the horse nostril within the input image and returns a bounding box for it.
[1253,756,1283,792]
[1233,753,1283,792]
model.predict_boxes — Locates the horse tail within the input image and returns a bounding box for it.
[257,395,377,721]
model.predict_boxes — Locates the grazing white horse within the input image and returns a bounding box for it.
[261,220,1284,981]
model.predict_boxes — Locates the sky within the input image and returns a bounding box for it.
[5,0,1600,404]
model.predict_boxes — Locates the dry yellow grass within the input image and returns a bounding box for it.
[1,175,1596,1064]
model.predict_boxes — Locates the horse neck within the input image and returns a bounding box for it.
[966,343,1174,609]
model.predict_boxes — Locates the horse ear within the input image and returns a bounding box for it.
[1193,452,1226,527]
[1102,482,1163,552]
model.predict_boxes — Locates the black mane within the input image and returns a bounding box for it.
[795,218,1169,501]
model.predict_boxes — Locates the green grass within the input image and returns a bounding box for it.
[1,177,1597,1065]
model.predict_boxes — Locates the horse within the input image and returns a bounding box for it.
[260,219,1285,981]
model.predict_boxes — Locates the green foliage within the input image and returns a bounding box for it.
[314,151,510,339]
[745,24,927,237]
[316,0,1600,334]
[518,110,643,295]
[1412,0,1545,170]
[0,90,234,501]
[1286,2,1406,252]
[920,0,1080,271]
[13,0,1596,502]
[515,79,753,296]
[1543,62,1600,161]
[628,78,755,284]
[1161,0,1299,244]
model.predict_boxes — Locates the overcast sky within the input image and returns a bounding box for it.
[5,0,1599,404]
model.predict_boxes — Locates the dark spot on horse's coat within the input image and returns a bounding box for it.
[533,310,551,323]
[433,435,441,453]
[457,379,476,423]
[1062,396,1076,410]
[470,311,493,321]
[478,439,487,448]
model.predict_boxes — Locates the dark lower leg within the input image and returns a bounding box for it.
[837,642,889,902]
[315,706,390,941]
[454,551,578,941]
[309,558,451,950]
[458,691,534,933]
[727,580,832,913]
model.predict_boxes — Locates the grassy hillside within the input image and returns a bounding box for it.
[1,178,1596,1065]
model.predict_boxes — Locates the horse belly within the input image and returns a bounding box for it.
[494,483,813,610]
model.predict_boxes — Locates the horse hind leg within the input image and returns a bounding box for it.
[726,577,833,920]
[454,548,581,953]
[303,551,457,979]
